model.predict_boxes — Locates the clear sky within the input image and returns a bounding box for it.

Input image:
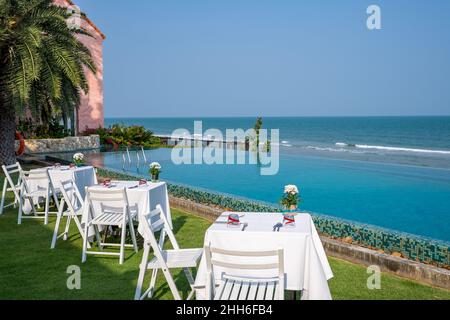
[75,0,450,117]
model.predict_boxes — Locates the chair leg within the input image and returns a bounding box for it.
[90,223,102,251]
[135,243,151,300]
[148,269,158,298]
[128,217,138,252]
[73,216,91,249]
[30,198,38,217]
[162,268,182,300]
[82,223,89,263]
[184,268,196,300]
[51,211,63,249]
[63,215,72,241]
[18,195,23,225]
[119,222,127,265]
[44,193,50,225]
[52,192,60,212]
[0,180,7,215]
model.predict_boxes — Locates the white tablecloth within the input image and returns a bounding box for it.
[194,212,333,300]
[24,166,97,214]
[81,180,172,237]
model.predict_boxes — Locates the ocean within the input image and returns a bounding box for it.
[101,117,450,241]
[106,116,450,169]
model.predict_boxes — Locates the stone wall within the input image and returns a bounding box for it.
[19,135,100,154]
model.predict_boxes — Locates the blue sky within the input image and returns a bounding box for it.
[75,0,450,117]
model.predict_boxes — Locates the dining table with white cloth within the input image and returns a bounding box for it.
[81,180,172,237]
[23,165,97,214]
[194,212,334,300]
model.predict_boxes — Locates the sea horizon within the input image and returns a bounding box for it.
[106,115,450,119]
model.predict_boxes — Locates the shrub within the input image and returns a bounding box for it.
[17,118,71,139]
[93,124,162,149]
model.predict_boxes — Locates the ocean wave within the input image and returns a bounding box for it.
[335,142,450,155]
[306,146,364,153]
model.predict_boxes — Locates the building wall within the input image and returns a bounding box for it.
[54,0,105,133]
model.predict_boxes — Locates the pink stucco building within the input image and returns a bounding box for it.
[54,0,105,134]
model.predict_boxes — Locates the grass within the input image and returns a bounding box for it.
[0,173,449,300]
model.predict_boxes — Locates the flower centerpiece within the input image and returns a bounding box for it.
[73,153,85,167]
[149,162,162,182]
[280,184,300,211]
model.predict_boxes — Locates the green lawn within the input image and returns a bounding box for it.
[0,174,449,300]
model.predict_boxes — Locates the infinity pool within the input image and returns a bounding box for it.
[57,148,450,242]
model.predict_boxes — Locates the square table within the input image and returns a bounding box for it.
[194,212,334,300]
[24,166,97,214]
[81,180,172,237]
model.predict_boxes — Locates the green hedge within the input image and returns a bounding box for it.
[96,167,450,267]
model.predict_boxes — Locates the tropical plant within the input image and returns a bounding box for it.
[0,0,96,165]
[254,116,263,147]
[94,124,162,149]
[17,117,71,139]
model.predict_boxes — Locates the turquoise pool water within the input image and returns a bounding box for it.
[75,148,450,242]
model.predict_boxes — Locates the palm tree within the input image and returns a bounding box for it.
[254,117,263,147]
[0,0,96,165]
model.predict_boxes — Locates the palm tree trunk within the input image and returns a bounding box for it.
[70,113,76,136]
[0,95,17,166]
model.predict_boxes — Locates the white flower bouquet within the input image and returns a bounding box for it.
[73,153,85,166]
[281,184,300,210]
[149,162,162,181]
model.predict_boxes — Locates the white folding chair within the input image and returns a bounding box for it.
[82,187,138,265]
[1,162,23,215]
[134,204,203,300]
[204,245,285,300]
[18,170,52,225]
[51,179,88,249]
[46,169,62,213]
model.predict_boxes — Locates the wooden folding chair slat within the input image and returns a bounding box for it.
[247,282,259,300]
[214,280,227,300]
[150,219,164,231]
[265,281,275,300]
[229,280,242,300]
[238,281,250,300]
[92,211,123,225]
[221,279,235,300]
[256,283,267,300]
[274,283,282,300]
